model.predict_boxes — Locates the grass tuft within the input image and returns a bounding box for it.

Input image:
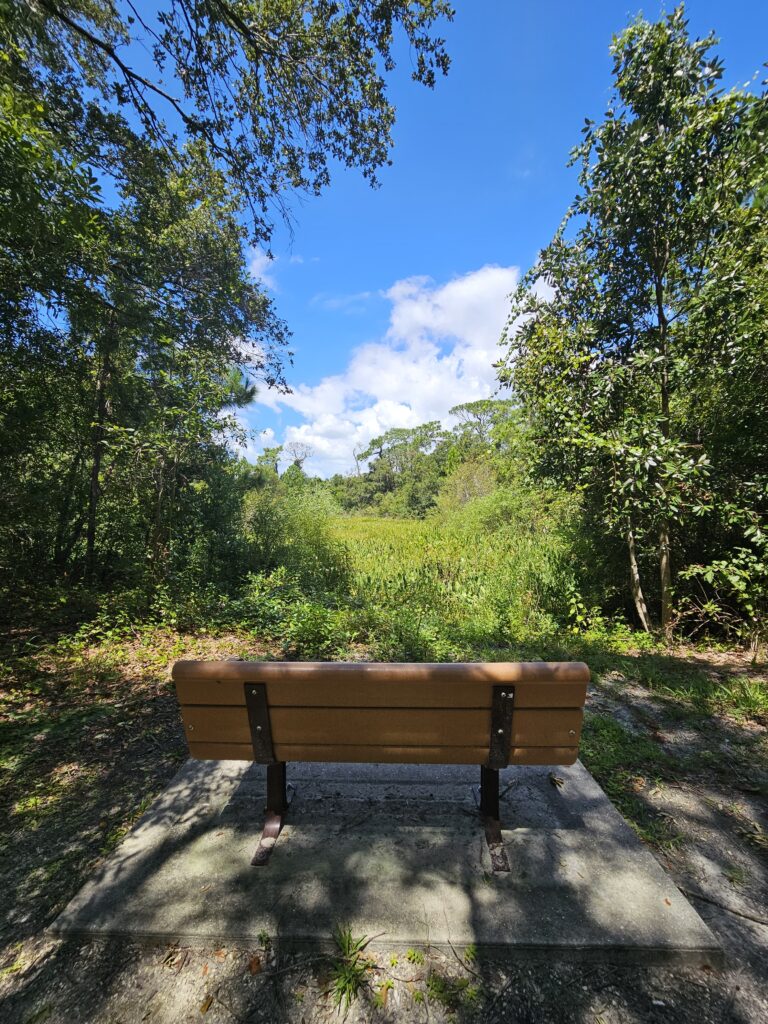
[328,925,371,1010]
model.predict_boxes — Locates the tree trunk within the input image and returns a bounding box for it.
[659,521,672,635]
[85,345,112,584]
[54,448,84,569]
[655,269,673,634]
[628,525,652,632]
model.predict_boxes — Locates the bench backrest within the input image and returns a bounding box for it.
[172,660,589,767]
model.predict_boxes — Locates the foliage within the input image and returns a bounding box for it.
[1,0,291,605]
[242,478,349,594]
[425,971,475,1010]
[0,0,453,620]
[328,399,520,518]
[498,5,768,636]
[7,0,453,245]
[326,493,575,660]
[328,925,371,1010]
[679,530,768,659]
[3,2,766,666]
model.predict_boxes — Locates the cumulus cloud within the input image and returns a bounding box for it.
[255,264,520,476]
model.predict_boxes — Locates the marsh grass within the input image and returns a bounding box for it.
[331,511,574,659]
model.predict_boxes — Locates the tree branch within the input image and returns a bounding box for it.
[37,0,194,133]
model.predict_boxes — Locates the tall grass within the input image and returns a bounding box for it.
[327,486,578,659]
[68,482,582,661]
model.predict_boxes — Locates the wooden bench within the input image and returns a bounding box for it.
[172,660,589,869]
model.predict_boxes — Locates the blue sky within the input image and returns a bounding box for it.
[243,1,768,476]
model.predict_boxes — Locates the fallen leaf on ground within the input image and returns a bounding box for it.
[200,994,213,1014]
[248,954,262,975]
[548,773,564,789]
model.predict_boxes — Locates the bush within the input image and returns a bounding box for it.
[242,481,350,595]
[281,602,356,659]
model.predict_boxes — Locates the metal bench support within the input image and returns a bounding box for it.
[478,766,510,872]
[480,686,515,873]
[245,683,293,866]
[479,765,499,819]
[251,762,292,866]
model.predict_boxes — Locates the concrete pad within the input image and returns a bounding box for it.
[50,760,723,965]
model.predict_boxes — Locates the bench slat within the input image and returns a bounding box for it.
[186,741,579,766]
[172,660,590,685]
[175,678,587,709]
[180,705,583,750]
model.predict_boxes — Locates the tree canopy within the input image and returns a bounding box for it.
[498,5,768,639]
[7,0,453,243]
[0,0,454,607]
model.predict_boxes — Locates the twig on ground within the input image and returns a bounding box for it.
[262,954,329,978]
[445,937,484,980]
[482,974,515,1022]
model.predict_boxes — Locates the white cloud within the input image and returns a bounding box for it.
[254,264,520,476]
[248,248,278,291]
[311,290,376,314]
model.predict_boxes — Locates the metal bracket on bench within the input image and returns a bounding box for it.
[251,764,295,866]
[481,685,514,873]
[487,685,514,770]
[245,683,277,764]
[245,683,289,866]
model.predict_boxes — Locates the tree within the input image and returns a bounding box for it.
[446,399,517,470]
[0,73,289,592]
[257,446,284,475]
[498,6,766,632]
[10,0,453,243]
[285,441,313,469]
[358,422,449,515]
[1,0,455,605]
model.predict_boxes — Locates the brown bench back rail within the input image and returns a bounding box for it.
[172,660,590,868]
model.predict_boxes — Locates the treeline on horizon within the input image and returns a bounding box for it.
[1,4,766,655]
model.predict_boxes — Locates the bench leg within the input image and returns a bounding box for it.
[252,762,289,866]
[267,761,288,815]
[479,766,511,873]
[480,766,499,819]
